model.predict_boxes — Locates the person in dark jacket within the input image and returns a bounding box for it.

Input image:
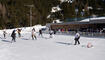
[3,29,7,39]
[39,29,43,37]
[53,29,56,34]
[74,31,80,45]
[49,30,53,38]
[11,30,16,43]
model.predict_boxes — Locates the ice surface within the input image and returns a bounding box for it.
[0,25,105,60]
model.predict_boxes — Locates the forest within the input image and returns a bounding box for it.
[0,0,105,29]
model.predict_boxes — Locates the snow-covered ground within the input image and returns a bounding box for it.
[80,17,105,22]
[0,26,105,60]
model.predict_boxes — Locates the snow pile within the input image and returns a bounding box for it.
[0,25,46,34]
[33,25,46,32]
[21,25,46,33]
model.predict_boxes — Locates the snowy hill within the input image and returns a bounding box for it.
[0,25,105,60]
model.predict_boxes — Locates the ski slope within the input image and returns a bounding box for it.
[0,26,105,60]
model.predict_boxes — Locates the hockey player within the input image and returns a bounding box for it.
[31,28,37,40]
[49,30,53,38]
[11,30,16,43]
[3,29,7,39]
[74,31,80,45]
[39,29,43,37]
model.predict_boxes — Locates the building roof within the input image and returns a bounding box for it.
[46,19,105,27]
[90,19,105,23]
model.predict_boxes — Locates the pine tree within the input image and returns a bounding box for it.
[0,0,105,29]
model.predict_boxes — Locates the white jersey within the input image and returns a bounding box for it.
[75,33,80,38]
[32,30,36,36]
[49,30,53,34]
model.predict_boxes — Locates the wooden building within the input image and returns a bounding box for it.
[46,19,105,32]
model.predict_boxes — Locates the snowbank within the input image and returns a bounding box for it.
[0,25,46,34]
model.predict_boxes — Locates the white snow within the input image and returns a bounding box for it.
[87,6,93,10]
[59,0,74,3]
[59,0,68,3]
[80,18,90,22]
[80,17,105,22]
[0,25,105,60]
[90,17,105,20]
[47,15,51,19]
[51,6,62,13]
[52,19,63,23]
